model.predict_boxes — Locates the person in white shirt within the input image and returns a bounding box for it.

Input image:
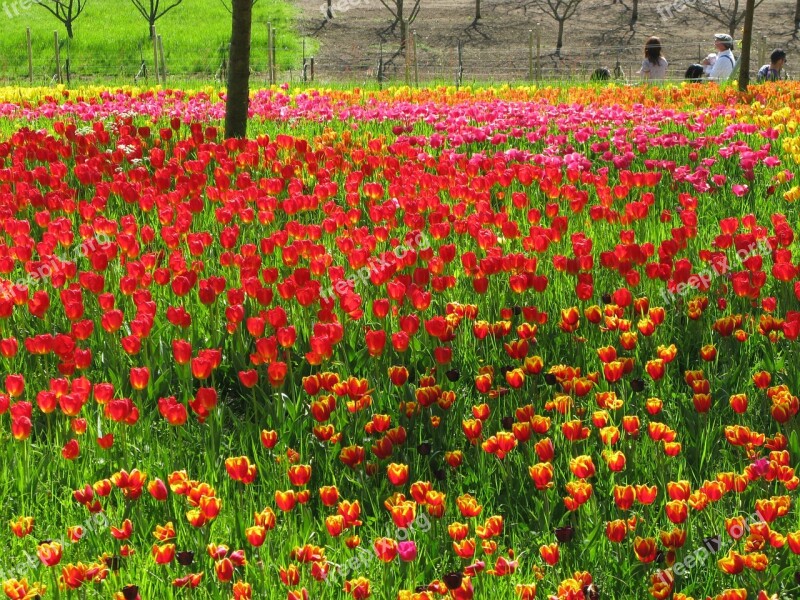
[708,34,736,81]
[638,37,668,82]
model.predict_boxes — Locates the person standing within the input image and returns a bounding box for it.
[707,34,736,81]
[757,49,787,82]
[639,37,668,81]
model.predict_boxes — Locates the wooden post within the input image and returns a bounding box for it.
[152,26,160,85]
[698,44,702,63]
[271,27,277,84]
[528,30,533,82]
[758,35,767,68]
[404,23,411,86]
[378,43,384,89]
[26,28,33,83]
[54,31,61,84]
[535,24,541,81]
[413,30,419,87]
[310,57,314,82]
[267,22,273,85]
[456,40,463,88]
[158,35,166,85]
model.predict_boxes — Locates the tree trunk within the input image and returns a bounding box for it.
[630,0,638,27]
[327,0,332,19]
[399,2,407,52]
[795,0,800,31]
[150,22,156,40]
[556,19,564,55]
[475,0,481,21]
[225,0,252,139]
[66,20,74,39]
[738,0,756,91]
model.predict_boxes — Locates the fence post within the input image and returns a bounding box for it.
[758,35,767,68]
[152,25,160,84]
[528,29,533,82]
[272,28,278,83]
[413,30,419,87]
[456,40,463,88]
[404,23,411,86]
[698,44,702,63]
[302,38,307,83]
[271,27,277,84]
[267,22,273,85]
[54,31,61,84]
[27,28,33,83]
[157,35,166,85]
[536,24,542,81]
[310,56,314,82]
[378,43,384,89]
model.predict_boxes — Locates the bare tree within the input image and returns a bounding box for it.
[379,0,421,51]
[630,0,638,28]
[690,0,765,37]
[34,0,88,39]
[526,0,584,55]
[225,0,252,139]
[129,0,185,38]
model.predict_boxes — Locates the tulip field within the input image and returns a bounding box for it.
[3,82,800,600]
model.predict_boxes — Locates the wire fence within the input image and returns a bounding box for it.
[0,28,788,88]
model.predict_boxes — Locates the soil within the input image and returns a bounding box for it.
[293,0,798,84]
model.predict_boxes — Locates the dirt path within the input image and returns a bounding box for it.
[292,0,797,84]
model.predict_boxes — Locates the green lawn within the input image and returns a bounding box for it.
[0,0,310,83]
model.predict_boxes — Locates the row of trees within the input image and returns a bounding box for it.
[33,0,184,39]
[323,0,798,55]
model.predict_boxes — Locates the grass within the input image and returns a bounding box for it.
[0,0,312,82]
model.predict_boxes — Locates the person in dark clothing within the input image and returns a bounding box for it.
[757,49,787,82]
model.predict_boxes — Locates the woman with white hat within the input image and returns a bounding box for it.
[707,34,736,81]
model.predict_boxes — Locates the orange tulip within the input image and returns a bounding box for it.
[633,536,658,563]
[529,463,554,490]
[568,455,595,479]
[10,516,34,538]
[613,485,635,510]
[539,542,559,565]
[717,551,745,575]
[344,577,371,600]
[665,500,688,524]
[152,543,176,565]
[605,519,627,543]
[37,541,62,567]
[453,538,476,558]
[225,456,256,484]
